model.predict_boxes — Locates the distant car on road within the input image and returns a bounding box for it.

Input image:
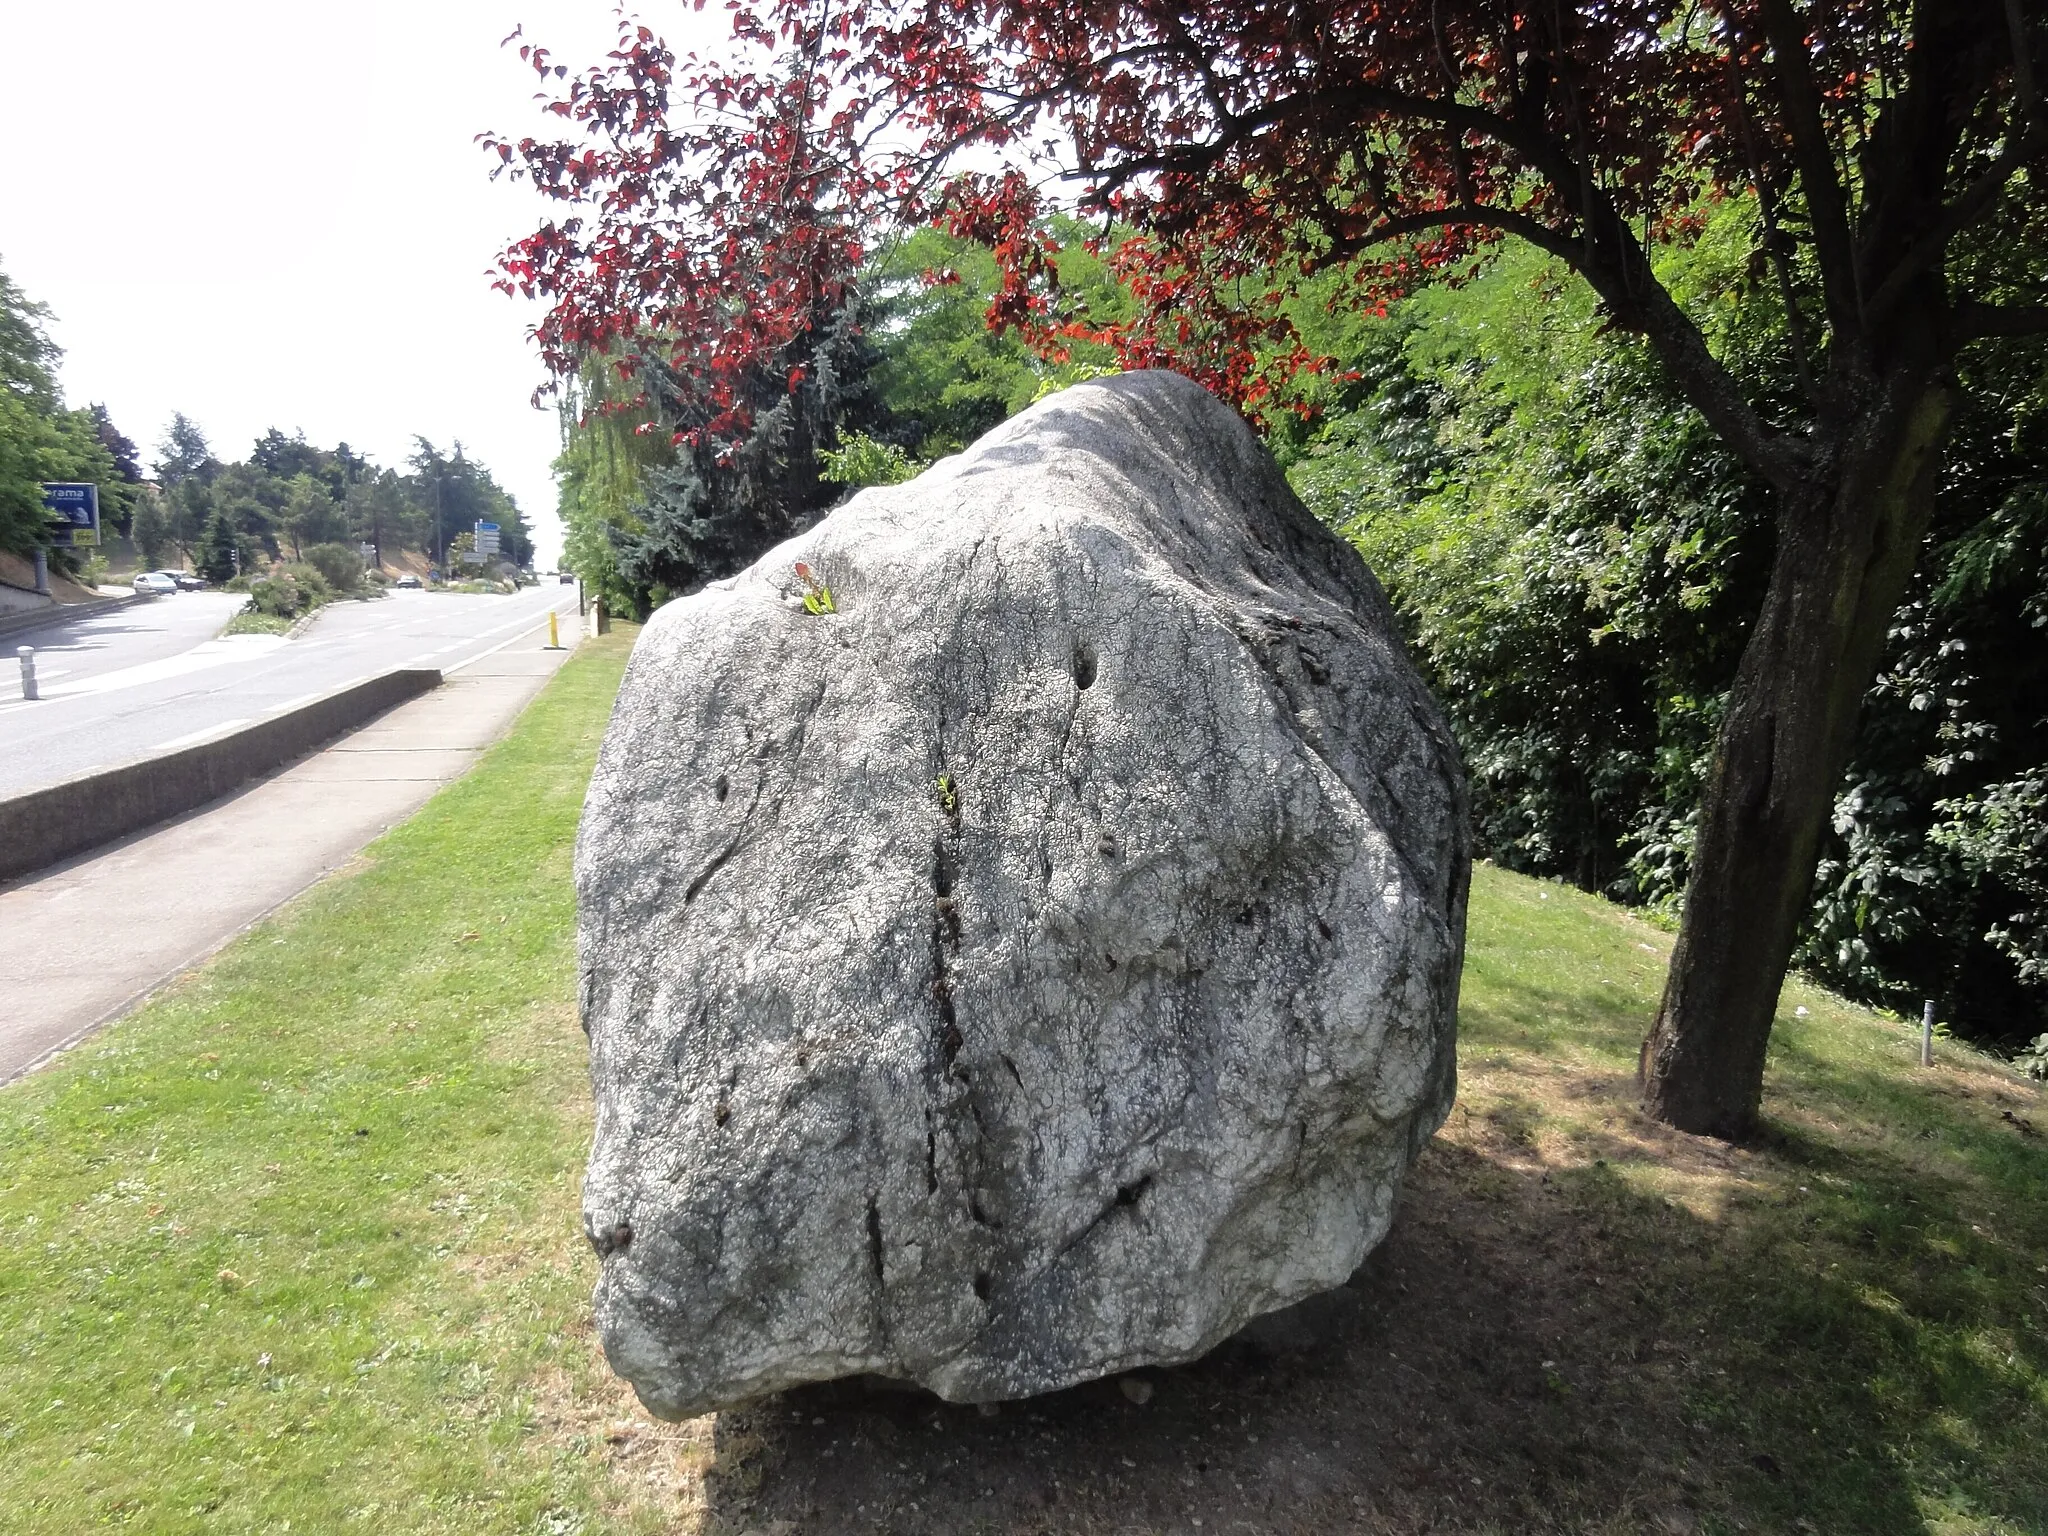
[131,571,177,595]
[558,572,575,584]
[394,573,423,589]
[155,570,205,591]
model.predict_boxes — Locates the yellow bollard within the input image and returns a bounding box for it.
[546,610,562,650]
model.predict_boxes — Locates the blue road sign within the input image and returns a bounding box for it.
[41,483,101,547]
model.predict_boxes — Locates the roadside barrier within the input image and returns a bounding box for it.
[0,668,441,885]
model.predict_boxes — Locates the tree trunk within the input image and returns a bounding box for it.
[1640,373,1953,1139]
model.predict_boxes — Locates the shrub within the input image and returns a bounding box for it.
[243,576,305,620]
[244,566,333,621]
[820,432,923,488]
[304,542,365,593]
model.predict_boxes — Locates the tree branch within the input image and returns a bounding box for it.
[1327,199,1809,493]
[1863,120,2048,325]
[2006,0,2040,126]
[1726,54,1816,400]
[906,47,1811,492]
[1329,201,1586,266]
[1755,0,1864,338]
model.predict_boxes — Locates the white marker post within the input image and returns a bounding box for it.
[1921,999,1935,1068]
[16,646,37,701]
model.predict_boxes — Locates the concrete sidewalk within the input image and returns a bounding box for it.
[0,623,581,1083]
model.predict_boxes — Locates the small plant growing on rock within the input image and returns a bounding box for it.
[794,561,836,615]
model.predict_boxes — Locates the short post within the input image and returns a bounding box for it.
[32,549,50,596]
[1920,999,1935,1068]
[17,646,38,701]
[546,610,564,650]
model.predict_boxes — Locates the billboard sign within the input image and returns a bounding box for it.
[41,483,101,547]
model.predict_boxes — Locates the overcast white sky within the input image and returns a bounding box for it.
[0,1,725,567]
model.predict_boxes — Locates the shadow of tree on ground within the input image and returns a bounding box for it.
[625,866,2048,1536]
[687,1130,1937,1535]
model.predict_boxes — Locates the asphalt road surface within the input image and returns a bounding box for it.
[0,584,581,798]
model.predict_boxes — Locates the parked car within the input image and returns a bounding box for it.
[155,570,204,591]
[131,571,177,595]
[394,573,422,589]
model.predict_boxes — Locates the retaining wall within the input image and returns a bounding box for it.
[0,668,442,884]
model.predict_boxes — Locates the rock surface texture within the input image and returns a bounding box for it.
[577,370,1468,1419]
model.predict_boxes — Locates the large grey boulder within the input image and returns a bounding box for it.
[576,370,1467,1419]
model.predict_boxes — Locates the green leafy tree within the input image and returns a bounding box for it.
[196,509,240,584]
[209,462,286,560]
[552,358,669,615]
[819,432,923,488]
[408,440,532,570]
[282,475,347,558]
[0,259,123,560]
[867,221,1130,458]
[249,428,324,483]
[87,403,142,537]
[152,413,214,490]
[165,478,212,564]
[131,486,171,568]
[345,471,413,566]
[1296,203,2048,1051]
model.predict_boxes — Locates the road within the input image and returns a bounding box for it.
[0,584,580,798]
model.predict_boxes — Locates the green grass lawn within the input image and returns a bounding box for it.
[1,630,2042,1535]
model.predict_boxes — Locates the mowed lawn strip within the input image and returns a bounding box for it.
[0,623,2042,1534]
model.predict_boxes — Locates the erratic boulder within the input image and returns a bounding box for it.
[576,370,1468,1419]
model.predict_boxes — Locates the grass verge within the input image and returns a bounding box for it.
[0,629,676,1536]
[220,609,294,636]
[0,634,2041,1534]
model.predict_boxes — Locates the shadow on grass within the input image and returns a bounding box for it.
[634,870,2048,1534]
[671,1125,2005,1536]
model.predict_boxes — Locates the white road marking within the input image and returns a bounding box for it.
[155,718,252,752]
[40,634,289,700]
[444,615,566,675]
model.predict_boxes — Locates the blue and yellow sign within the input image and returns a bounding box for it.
[41,483,100,548]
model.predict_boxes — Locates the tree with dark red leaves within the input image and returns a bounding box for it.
[493,0,2048,1140]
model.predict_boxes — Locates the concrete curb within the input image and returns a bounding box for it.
[0,593,149,643]
[0,668,442,884]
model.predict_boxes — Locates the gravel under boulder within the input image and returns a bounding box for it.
[575,370,1469,1419]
